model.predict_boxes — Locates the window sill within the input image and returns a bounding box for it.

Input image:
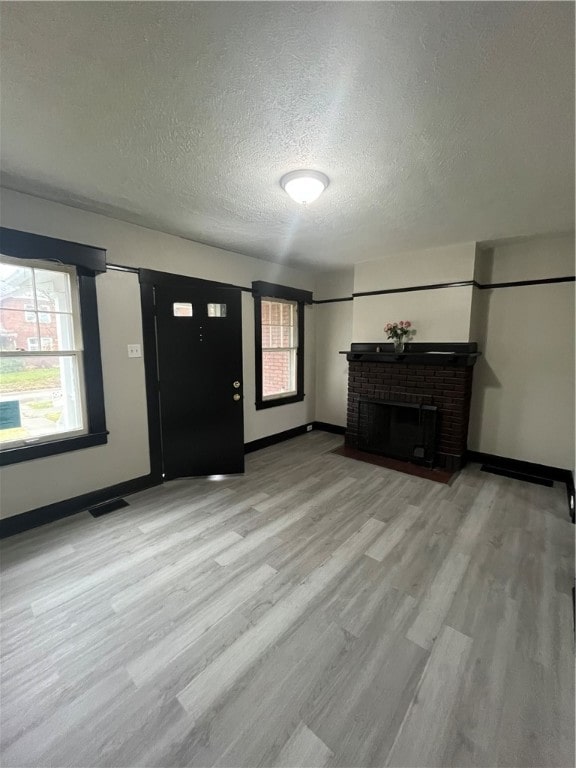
[255,393,305,410]
[0,431,109,467]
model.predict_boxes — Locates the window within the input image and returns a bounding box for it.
[207,303,227,317]
[261,299,298,399]
[0,226,107,466]
[253,281,311,410]
[173,302,193,317]
[0,257,86,448]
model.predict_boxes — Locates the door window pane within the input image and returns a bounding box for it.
[207,303,227,317]
[173,302,193,317]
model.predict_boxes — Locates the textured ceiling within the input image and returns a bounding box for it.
[0,1,574,269]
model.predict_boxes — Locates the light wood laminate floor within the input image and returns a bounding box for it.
[1,432,574,767]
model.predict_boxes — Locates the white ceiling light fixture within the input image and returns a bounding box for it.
[280,170,329,205]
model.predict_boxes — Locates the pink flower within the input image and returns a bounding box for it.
[404,320,411,328]
[399,320,404,327]
[384,323,391,331]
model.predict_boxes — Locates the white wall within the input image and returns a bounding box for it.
[352,287,475,343]
[314,269,354,301]
[314,270,354,427]
[0,188,315,518]
[469,234,575,469]
[352,243,476,342]
[315,302,352,427]
[476,234,574,283]
[353,242,476,294]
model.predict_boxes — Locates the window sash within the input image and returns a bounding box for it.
[261,299,298,350]
[260,298,298,399]
[0,352,88,449]
[0,255,83,350]
[1,255,88,450]
[1,350,82,358]
[262,348,297,400]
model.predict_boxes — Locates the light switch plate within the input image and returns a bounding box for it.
[127,344,142,358]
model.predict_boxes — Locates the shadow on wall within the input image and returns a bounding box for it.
[468,289,502,451]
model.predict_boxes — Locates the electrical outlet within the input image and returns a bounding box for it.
[127,344,142,358]
[307,424,313,432]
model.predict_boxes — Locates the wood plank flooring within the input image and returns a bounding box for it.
[1,432,574,767]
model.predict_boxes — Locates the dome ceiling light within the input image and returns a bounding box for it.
[280,170,329,205]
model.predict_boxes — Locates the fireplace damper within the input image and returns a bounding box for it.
[358,398,438,467]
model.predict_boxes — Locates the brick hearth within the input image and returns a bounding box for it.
[346,359,474,471]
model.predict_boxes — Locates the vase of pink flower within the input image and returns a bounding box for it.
[384,320,415,353]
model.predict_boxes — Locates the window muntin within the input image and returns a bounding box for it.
[261,298,298,400]
[0,256,87,449]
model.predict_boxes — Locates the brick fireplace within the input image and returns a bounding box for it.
[344,343,479,471]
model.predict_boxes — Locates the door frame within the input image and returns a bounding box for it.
[139,268,251,482]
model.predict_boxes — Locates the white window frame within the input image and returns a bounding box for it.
[0,255,88,449]
[261,297,298,401]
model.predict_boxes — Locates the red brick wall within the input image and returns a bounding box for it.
[263,350,292,397]
[346,361,474,470]
[0,297,58,351]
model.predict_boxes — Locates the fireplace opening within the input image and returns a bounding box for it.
[358,398,438,467]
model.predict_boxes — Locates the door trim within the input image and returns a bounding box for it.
[139,268,245,481]
[140,280,164,483]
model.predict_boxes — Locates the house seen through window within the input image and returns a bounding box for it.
[0,256,86,448]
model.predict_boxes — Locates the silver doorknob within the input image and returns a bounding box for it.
[233,381,241,389]
[233,394,241,401]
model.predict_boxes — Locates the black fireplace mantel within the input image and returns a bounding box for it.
[340,342,480,366]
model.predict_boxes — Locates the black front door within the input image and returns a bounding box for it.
[153,277,244,479]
